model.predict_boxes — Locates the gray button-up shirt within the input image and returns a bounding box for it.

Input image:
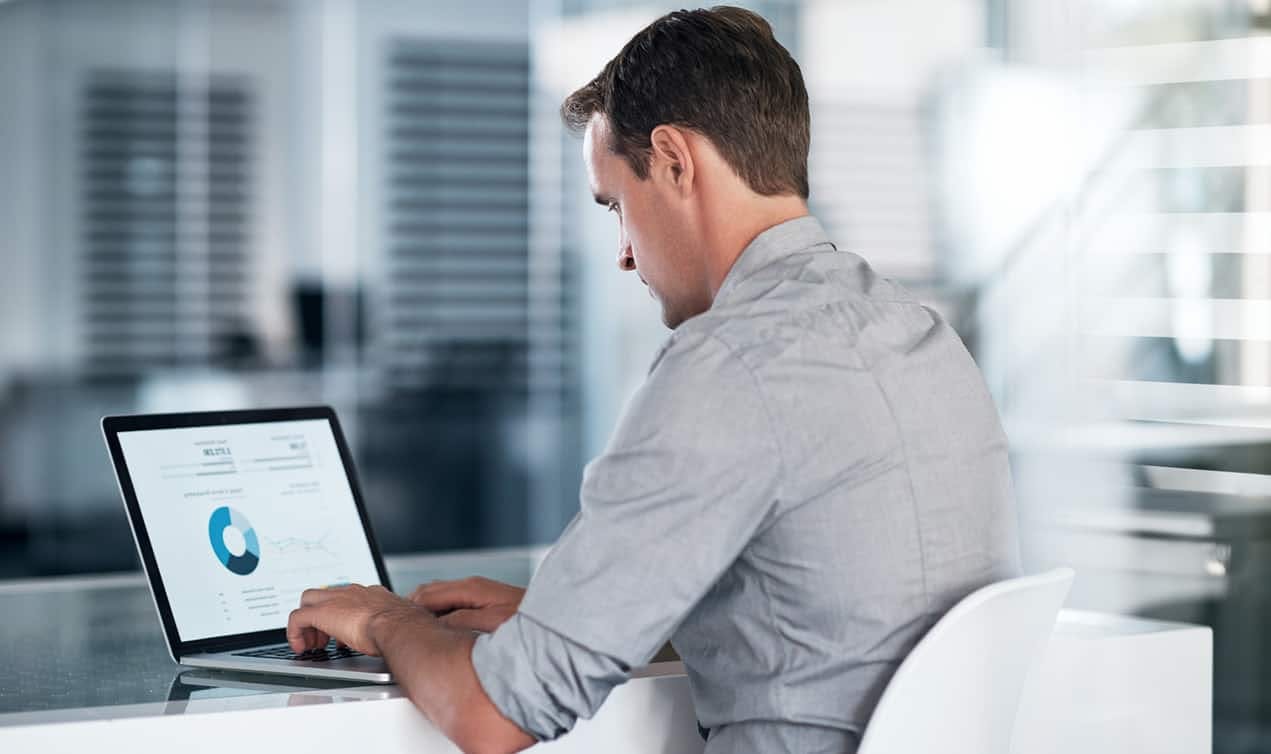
[471,216,1021,753]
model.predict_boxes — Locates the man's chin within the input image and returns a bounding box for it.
[659,299,709,330]
[660,306,685,330]
[649,291,675,329]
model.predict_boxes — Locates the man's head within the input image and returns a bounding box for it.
[562,6,811,328]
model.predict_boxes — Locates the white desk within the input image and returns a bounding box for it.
[0,663,706,754]
[0,552,1211,753]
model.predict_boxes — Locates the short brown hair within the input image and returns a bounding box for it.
[561,6,810,199]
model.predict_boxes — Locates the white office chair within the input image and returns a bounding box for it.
[856,568,1075,754]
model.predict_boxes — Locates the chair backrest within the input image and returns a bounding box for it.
[857,568,1074,754]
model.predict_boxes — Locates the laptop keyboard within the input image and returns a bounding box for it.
[236,640,364,663]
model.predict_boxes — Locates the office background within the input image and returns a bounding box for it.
[1,0,1267,749]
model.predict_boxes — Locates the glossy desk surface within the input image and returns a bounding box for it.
[0,548,1213,754]
[0,548,540,726]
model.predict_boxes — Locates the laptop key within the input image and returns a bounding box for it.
[236,641,365,662]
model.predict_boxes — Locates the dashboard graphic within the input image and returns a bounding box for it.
[208,506,261,576]
[116,418,383,642]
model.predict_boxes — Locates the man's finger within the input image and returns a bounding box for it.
[438,607,510,634]
[437,608,483,631]
[306,625,327,651]
[299,587,335,607]
[410,579,463,599]
[411,576,490,597]
[287,607,328,652]
[286,607,311,651]
[410,581,485,612]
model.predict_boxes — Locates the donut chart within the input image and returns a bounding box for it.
[208,506,260,576]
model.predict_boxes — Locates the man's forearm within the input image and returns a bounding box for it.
[370,608,535,754]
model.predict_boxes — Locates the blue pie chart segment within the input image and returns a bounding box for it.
[208,506,261,576]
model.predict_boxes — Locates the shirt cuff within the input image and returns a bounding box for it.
[470,612,630,741]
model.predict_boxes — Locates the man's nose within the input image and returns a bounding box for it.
[618,240,636,272]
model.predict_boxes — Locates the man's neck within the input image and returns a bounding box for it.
[704,196,810,299]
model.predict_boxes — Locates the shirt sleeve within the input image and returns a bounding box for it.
[471,330,785,739]
[471,612,629,740]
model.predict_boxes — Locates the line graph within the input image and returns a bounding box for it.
[262,532,338,559]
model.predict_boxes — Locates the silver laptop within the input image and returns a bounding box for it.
[102,406,393,683]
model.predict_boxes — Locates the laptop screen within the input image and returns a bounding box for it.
[116,418,382,642]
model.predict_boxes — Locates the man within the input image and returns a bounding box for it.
[286,7,1021,754]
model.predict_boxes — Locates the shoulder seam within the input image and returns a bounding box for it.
[702,331,795,718]
[702,332,790,500]
[867,369,932,617]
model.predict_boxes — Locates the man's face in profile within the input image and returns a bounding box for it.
[583,115,702,329]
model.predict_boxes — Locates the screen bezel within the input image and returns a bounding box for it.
[102,406,393,659]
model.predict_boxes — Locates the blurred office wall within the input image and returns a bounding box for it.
[0,0,571,574]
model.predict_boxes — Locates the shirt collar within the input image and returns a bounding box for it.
[712,215,835,306]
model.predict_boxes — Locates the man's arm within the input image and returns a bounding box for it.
[290,331,782,746]
[370,608,534,754]
[285,585,534,754]
[511,331,784,670]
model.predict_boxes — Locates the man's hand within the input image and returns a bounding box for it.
[286,584,423,655]
[409,576,525,633]
[286,582,534,754]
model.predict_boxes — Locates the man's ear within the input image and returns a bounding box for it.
[649,125,695,196]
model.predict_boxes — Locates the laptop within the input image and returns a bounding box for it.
[102,406,393,683]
